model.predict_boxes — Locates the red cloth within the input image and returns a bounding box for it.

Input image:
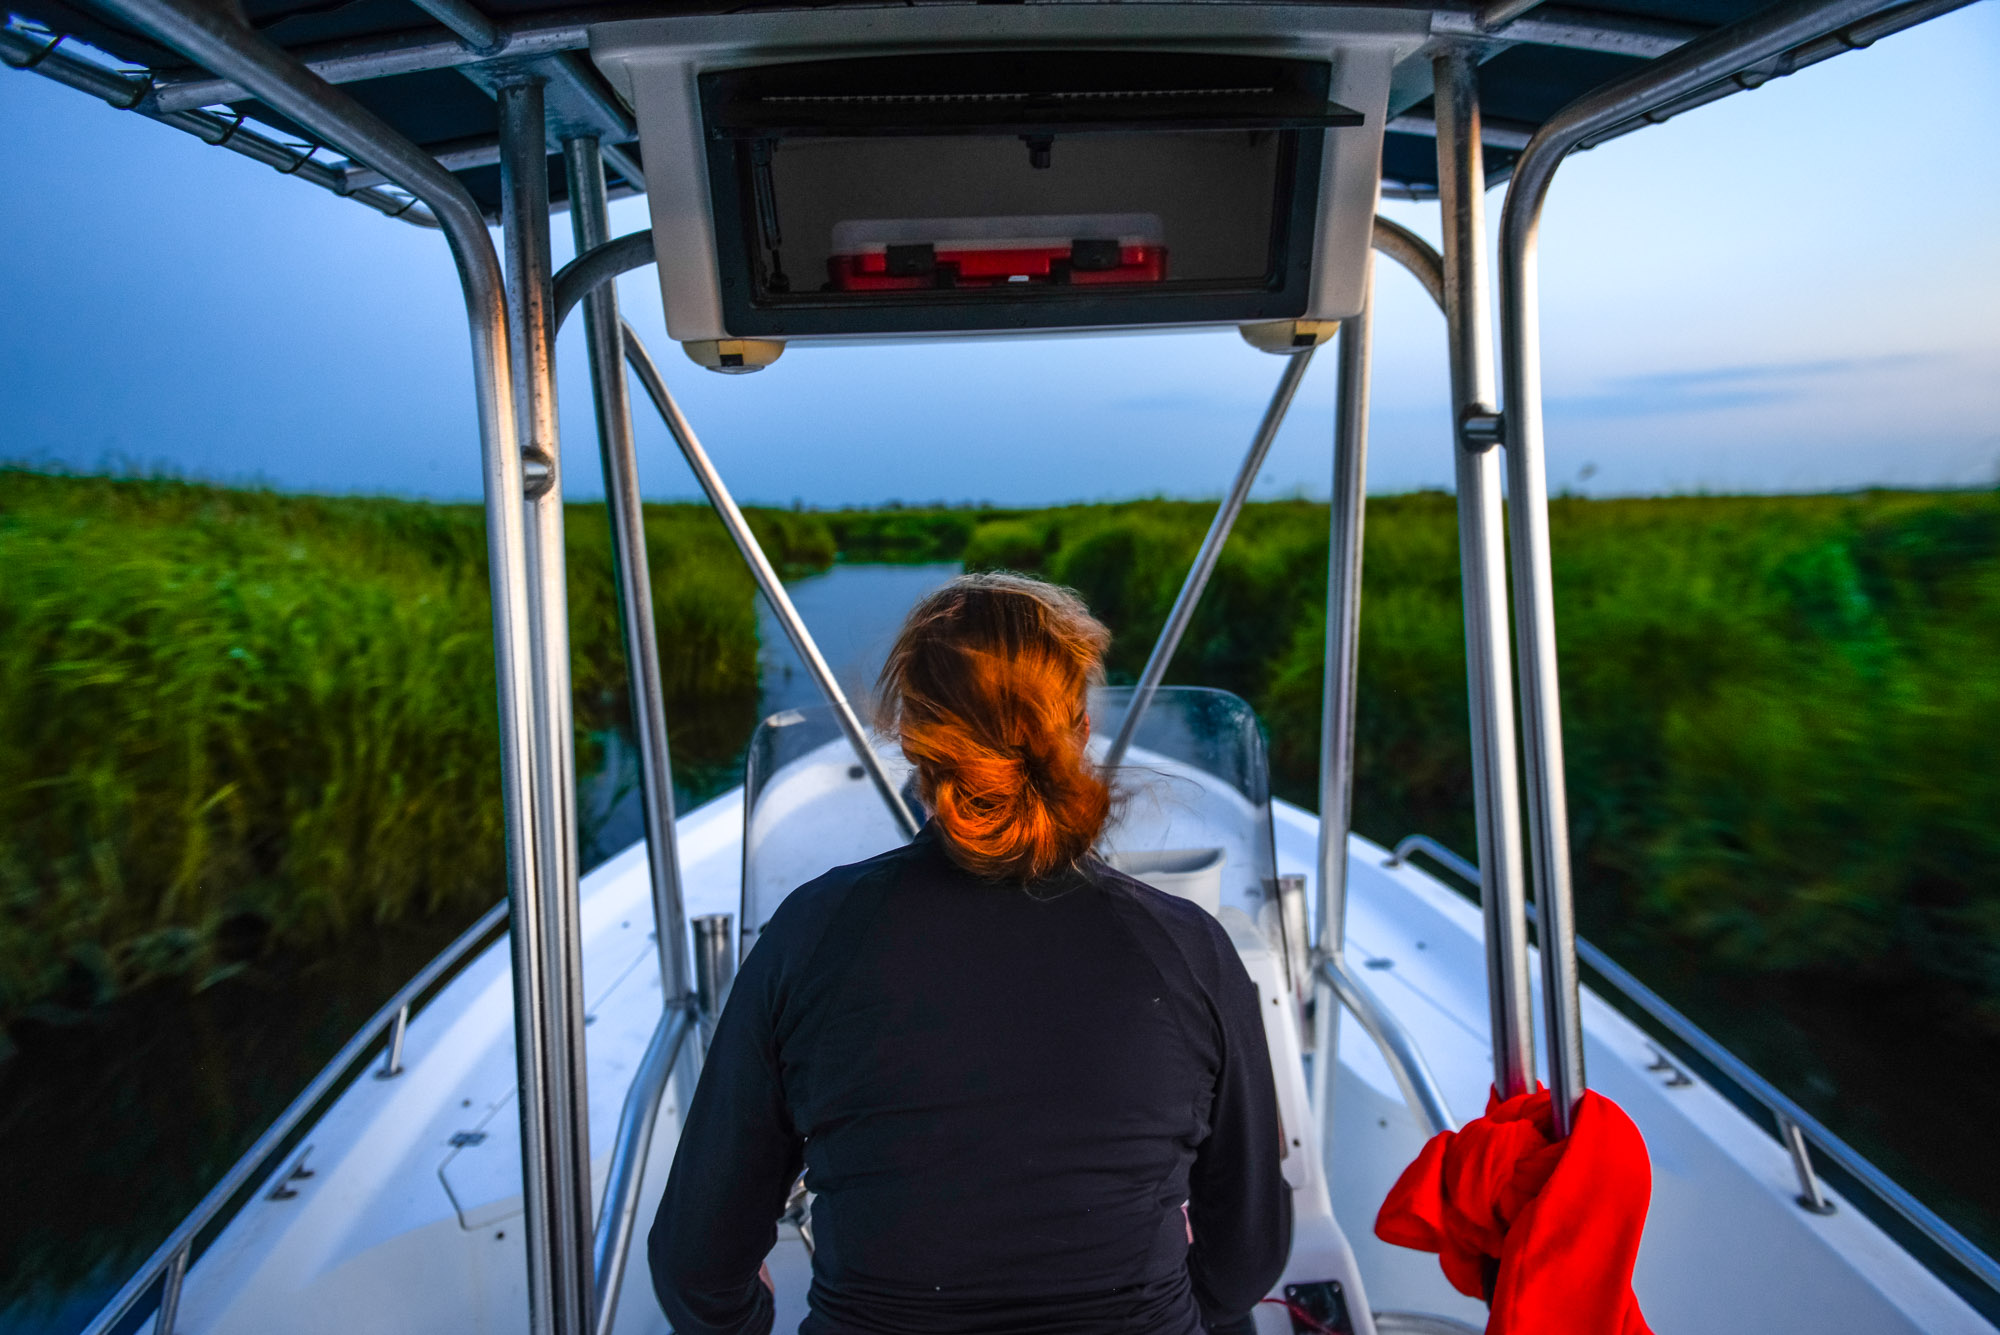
[1374,1088,1654,1335]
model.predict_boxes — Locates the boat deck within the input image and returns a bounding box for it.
[162,765,1990,1334]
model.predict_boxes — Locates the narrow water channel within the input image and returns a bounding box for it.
[0,563,959,1335]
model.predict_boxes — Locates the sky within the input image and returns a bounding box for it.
[1,3,1996,508]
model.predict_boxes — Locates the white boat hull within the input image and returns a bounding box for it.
[166,775,1991,1334]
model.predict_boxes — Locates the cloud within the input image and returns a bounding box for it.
[1551,353,1938,418]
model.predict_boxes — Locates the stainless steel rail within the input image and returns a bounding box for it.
[1385,833,2000,1296]
[565,141,690,1012]
[1432,45,1537,1110]
[78,901,509,1335]
[345,134,643,198]
[1494,0,1952,1140]
[1436,4,1700,56]
[0,20,436,227]
[147,17,590,113]
[1102,347,1316,772]
[693,913,738,1050]
[1314,268,1374,969]
[592,1002,696,1335]
[500,76,599,1335]
[1369,217,1446,312]
[1318,957,1458,1139]
[1386,834,1481,890]
[1576,929,2000,1295]
[79,2,582,1329]
[618,322,921,839]
[555,230,658,328]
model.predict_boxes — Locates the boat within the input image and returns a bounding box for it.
[4,0,1995,1330]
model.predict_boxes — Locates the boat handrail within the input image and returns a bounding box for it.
[1385,834,2000,1299]
[1317,956,1458,1140]
[592,1002,696,1335]
[80,899,511,1335]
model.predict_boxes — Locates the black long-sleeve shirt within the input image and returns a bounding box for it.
[649,823,1291,1335]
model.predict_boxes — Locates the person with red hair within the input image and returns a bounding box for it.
[649,573,1291,1335]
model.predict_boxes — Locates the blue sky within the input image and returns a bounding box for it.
[2,3,1995,507]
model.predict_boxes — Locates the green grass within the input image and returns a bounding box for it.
[6,473,1998,1038]
[955,491,2000,1030]
[0,470,832,1028]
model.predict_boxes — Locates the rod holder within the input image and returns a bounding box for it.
[692,914,737,1045]
[1276,874,1313,999]
[375,1003,409,1079]
[1276,873,1315,1048]
[1781,1115,1838,1215]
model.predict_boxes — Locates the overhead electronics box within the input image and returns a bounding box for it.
[592,8,1426,345]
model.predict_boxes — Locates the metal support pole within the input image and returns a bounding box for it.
[563,137,691,1008]
[618,323,920,839]
[1318,959,1457,1139]
[1494,0,1897,1137]
[1781,1115,1838,1215]
[1309,261,1373,1134]
[593,1004,696,1335]
[500,74,594,1335]
[692,914,737,1051]
[0,22,437,228]
[1434,47,1536,1103]
[1370,217,1446,313]
[152,1245,186,1335]
[375,1003,409,1078]
[1497,184,1587,1132]
[1314,263,1374,970]
[1103,348,1316,771]
[77,2,570,1329]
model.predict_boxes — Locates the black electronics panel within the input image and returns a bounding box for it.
[699,51,1357,336]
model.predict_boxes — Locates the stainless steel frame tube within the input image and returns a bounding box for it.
[1103,347,1316,771]
[1314,268,1373,970]
[692,913,738,1050]
[1318,959,1458,1139]
[592,1003,695,1335]
[500,75,595,1335]
[564,138,691,1009]
[618,323,920,838]
[79,2,573,1329]
[1495,0,1895,1135]
[1308,261,1372,1134]
[1370,217,1446,313]
[1434,47,1537,1103]
[0,22,436,227]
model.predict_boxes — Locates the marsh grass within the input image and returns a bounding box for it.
[961,490,2000,1026]
[0,470,828,1028]
[6,476,1997,1035]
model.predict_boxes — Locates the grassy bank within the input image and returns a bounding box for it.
[5,473,1998,1041]
[945,491,2000,1032]
[0,470,832,1030]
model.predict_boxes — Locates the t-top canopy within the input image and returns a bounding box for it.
[11,0,1954,219]
[5,0,1964,333]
